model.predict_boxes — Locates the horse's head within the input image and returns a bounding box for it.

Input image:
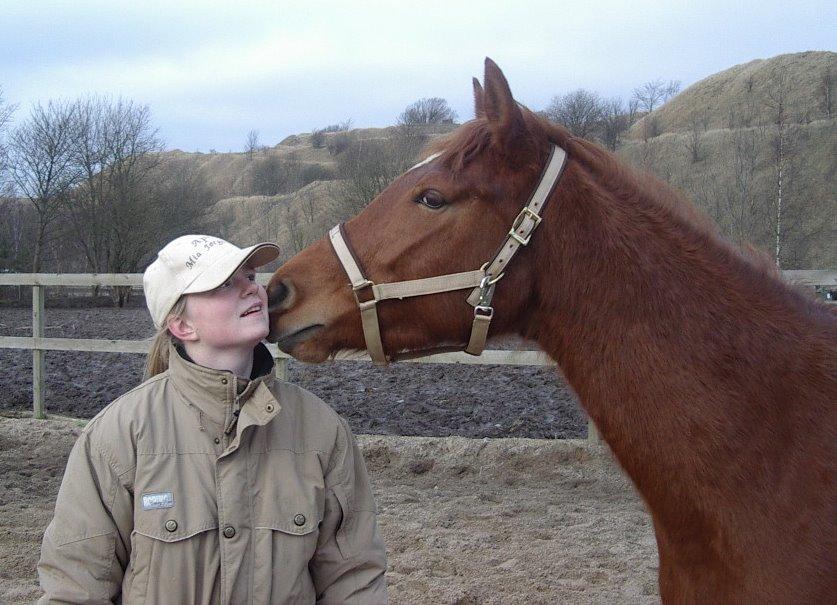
[267,59,563,362]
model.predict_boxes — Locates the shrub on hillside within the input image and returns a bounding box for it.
[300,164,336,186]
[250,156,301,196]
[327,131,354,156]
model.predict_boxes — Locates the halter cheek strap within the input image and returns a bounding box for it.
[329,144,567,364]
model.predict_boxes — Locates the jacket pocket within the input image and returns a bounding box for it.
[123,502,219,604]
[252,495,322,603]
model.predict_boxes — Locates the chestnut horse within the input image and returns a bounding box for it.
[267,59,836,602]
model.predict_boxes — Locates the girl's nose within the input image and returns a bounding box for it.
[241,275,259,295]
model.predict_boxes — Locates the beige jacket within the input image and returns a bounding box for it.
[38,343,388,604]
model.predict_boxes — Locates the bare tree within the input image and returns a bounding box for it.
[245,129,260,159]
[0,196,33,272]
[765,68,801,268]
[627,97,640,124]
[398,98,457,125]
[8,100,80,271]
[296,184,319,227]
[599,97,631,151]
[633,79,667,113]
[716,127,769,248]
[685,112,709,163]
[283,204,309,255]
[544,89,605,140]
[632,78,681,141]
[663,80,682,102]
[0,87,17,180]
[819,67,833,119]
[62,97,165,303]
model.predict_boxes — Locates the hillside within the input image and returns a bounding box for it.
[630,51,835,137]
[159,52,834,269]
[164,123,455,202]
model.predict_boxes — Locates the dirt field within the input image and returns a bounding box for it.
[1,308,585,439]
[0,414,659,604]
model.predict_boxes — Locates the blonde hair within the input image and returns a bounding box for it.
[144,297,189,379]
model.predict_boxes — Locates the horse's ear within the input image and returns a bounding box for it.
[473,77,485,118]
[482,58,525,148]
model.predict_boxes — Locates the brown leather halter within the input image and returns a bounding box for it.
[329,144,567,364]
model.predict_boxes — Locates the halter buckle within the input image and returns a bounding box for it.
[352,279,374,291]
[474,305,494,320]
[508,207,542,245]
[352,279,375,305]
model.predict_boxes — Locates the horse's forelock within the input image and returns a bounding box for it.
[424,120,495,174]
[424,111,551,176]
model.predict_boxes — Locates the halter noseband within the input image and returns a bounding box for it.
[328,143,567,364]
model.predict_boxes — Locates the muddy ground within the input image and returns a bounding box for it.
[0,414,659,604]
[1,308,586,439]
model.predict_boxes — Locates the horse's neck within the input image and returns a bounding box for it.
[527,170,816,521]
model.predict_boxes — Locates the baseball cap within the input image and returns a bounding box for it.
[143,235,280,329]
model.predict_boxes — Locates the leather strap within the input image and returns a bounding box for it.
[373,270,484,301]
[467,145,567,306]
[329,225,387,363]
[464,308,493,355]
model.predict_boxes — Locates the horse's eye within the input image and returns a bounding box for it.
[416,190,447,210]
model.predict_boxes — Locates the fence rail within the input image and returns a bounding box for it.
[2,271,835,439]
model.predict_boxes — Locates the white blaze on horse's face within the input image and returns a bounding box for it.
[407,152,442,172]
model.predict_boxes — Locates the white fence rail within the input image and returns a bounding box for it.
[2,271,835,440]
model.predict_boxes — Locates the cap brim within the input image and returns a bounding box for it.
[183,242,280,295]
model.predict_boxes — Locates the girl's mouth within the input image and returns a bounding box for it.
[241,304,262,317]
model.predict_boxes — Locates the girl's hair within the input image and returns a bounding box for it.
[144,296,188,379]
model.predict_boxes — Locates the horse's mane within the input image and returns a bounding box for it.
[425,113,787,286]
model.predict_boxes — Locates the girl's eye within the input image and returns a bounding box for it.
[247,273,256,282]
[415,190,447,210]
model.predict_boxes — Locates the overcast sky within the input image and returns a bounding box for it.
[2,1,833,152]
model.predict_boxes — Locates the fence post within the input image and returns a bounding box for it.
[587,417,600,444]
[276,357,289,382]
[32,284,45,419]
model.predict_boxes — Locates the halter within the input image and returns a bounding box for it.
[329,144,567,364]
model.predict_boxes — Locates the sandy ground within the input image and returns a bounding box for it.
[0,413,659,604]
[1,305,659,602]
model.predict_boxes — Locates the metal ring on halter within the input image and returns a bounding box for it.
[479,262,505,285]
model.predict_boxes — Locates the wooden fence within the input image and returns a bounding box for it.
[2,271,835,441]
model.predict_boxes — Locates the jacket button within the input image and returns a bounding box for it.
[223,525,236,539]
[214,437,221,444]
[265,403,275,413]
[221,378,228,385]
[293,514,306,527]
[165,520,178,532]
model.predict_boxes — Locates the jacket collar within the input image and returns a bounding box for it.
[167,341,279,428]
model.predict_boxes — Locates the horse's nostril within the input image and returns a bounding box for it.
[267,280,289,310]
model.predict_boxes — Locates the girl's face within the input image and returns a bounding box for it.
[182,264,269,350]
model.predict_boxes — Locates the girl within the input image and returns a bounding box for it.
[38,235,388,604]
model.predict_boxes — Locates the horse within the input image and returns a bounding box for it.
[266,59,836,603]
